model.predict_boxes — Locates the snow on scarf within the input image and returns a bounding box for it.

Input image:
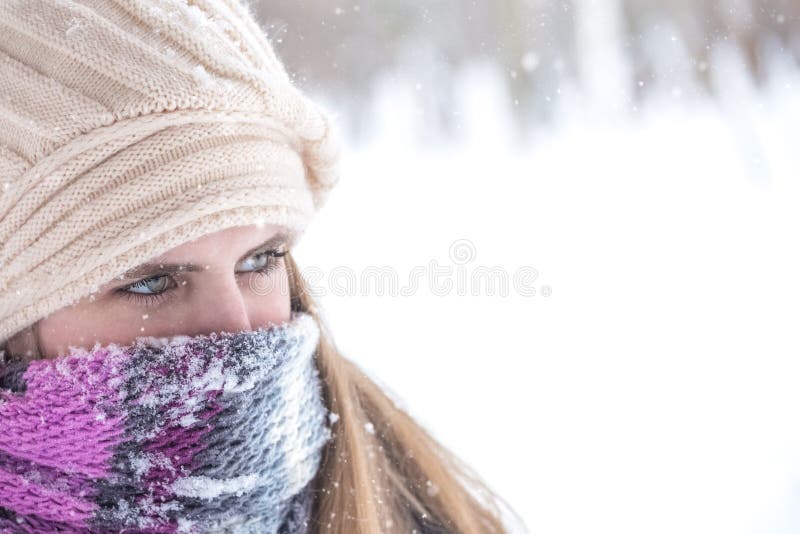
[0,311,331,533]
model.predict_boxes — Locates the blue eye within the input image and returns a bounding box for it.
[237,251,271,272]
[125,275,172,295]
[236,249,287,276]
[117,275,177,308]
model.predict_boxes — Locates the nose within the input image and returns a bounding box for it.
[184,275,253,336]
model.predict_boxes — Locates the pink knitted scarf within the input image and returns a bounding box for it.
[0,311,331,533]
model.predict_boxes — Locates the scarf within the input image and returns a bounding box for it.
[0,311,331,533]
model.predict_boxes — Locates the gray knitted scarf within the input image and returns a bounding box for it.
[0,311,331,533]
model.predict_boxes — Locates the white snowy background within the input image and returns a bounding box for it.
[262,1,800,532]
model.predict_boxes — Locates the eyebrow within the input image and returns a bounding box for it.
[117,232,291,281]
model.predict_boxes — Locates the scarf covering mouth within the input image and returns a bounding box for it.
[0,311,332,533]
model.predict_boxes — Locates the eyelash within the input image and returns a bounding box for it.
[117,250,288,307]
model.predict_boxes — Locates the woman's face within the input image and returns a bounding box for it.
[26,224,292,359]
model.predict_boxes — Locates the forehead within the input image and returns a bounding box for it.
[155,224,280,260]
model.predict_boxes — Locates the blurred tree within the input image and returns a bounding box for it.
[253,0,800,140]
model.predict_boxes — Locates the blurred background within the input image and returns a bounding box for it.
[256,1,800,533]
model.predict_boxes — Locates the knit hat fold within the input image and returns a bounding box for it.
[0,0,342,344]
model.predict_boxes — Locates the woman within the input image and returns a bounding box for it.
[0,1,517,532]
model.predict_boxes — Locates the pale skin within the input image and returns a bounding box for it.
[6,224,293,360]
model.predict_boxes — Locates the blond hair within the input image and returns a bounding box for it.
[284,252,520,533]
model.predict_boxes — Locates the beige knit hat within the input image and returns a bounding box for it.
[0,0,341,344]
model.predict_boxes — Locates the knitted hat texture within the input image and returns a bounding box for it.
[0,0,342,344]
